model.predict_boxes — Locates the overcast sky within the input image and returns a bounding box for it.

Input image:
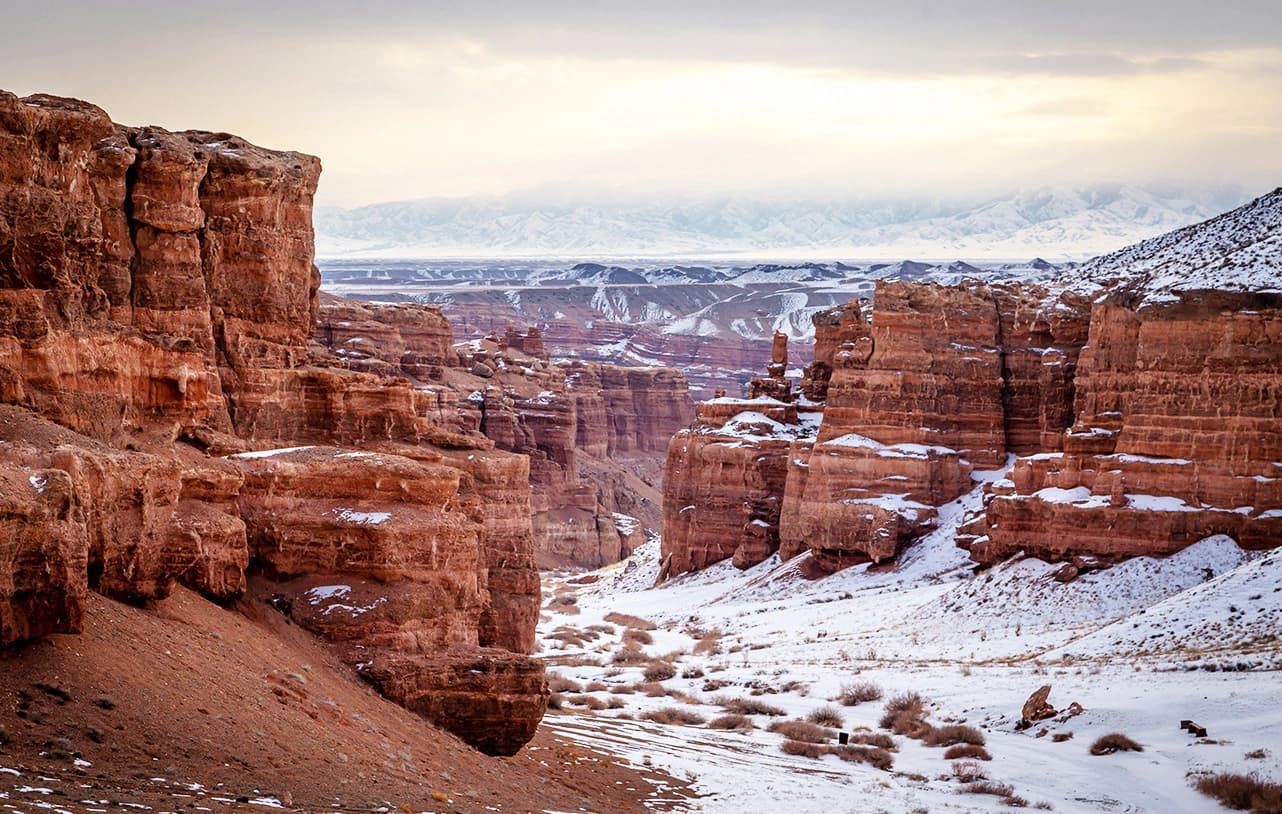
[4,1,1280,207]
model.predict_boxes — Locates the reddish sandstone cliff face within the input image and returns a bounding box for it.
[0,90,543,755]
[662,278,1099,576]
[969,290,1282,565]
[313,301,693,570]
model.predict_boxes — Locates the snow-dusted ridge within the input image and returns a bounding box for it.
[1057,187,1282,305]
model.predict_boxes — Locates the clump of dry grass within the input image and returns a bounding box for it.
[709,714,755,731]
[623,628,654,647]
[610,648,651,666]
[780,739,828,758]
[640,707,705,726]
[547,594,581,615]
[951,760,987,783]
[879,691,934,740]
[944,744,992,761]
[604,612,657,630]
[962,780,1014,797]
[806,705,845,728]
[643,661,678,682]
[547,675,582,693]
[587,624,616,635]
[693,628,723,655]
[585,681,608,693]
[848,732,897,750]
[606,697,625,709]
[837,680,883,706]
[640,682,667,697]
[1090,733,1144,756]
[831,745,894,771]
[1052,732,1073,743]
[924,724,986,748]
[609,683,636,694]
[1193,771,1282,812]
[581,696,607,711]
[767,720,835,743]
[715,696,786,717]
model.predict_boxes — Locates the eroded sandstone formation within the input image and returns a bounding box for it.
[0,90,544,755]
[663,191,1282,577]
[662,280,1100,576]
[967,289,1282,565]
[312,297,695,569]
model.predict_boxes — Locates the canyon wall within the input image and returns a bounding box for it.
[0,91,543,755]
[662,205,1282,579]
[314,297,694,569]
[967,290,1282,566]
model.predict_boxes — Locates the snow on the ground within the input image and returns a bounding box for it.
[537,479,1282,814]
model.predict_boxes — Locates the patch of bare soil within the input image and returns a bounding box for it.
[0,587,690,812]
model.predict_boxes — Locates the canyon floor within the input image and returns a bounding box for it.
[536,474,1282,813]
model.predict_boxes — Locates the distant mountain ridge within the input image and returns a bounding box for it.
[315,184,1246,260]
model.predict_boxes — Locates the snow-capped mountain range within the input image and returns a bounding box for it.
[315,184,1247,261]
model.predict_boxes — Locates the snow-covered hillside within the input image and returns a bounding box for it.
[537,477,1282,813]
[1058,187,1282,304]
[316,185,1243,261]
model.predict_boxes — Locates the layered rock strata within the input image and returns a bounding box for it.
[663,190,1282,577]
[0,91,543,754]
[664,280,1097,575]
[313,298,694,569]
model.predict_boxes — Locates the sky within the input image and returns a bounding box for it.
[3,1,1281,208]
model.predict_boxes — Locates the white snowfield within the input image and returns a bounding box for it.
[537,477,1282,814]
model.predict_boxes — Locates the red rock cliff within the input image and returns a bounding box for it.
[0,90,543,756]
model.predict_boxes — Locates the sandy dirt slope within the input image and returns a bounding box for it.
[0,584,689,813]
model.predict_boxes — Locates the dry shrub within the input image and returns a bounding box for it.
[715,697,786,717]
[640,707,705,726]
[768,720,835,743]
[944,744,992,761]
[709,714,755,731]
[924,724,986,748]
[609,683,636,694]
[607,697,625,709]
[548,595,581,615]
[585,681,608,693]
[681,666,705,679]
[831,745,894,771]
[604,612,657,630]
[623,628,654,647]
[951,760,987,783]
[582,696,607,711]
[1052,732,1073,743]
[610,648,651,666]
[1090,733,1143,755]
[643,661,678,682]
[884,691,926,717]
[807,705,845,728]
[1194,771,1282,812]
[838,681,883,706]
[848,732,897,750]
[885,712,935,739]
[693,629,723,655]
[587,624,616,635]
[963,780,1014,797]
[780,739,827,758]
[547,675,582,693]
[545,628,586,647]
[640,682,667,697]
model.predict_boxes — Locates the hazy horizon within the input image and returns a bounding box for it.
[4,1,1280,210]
